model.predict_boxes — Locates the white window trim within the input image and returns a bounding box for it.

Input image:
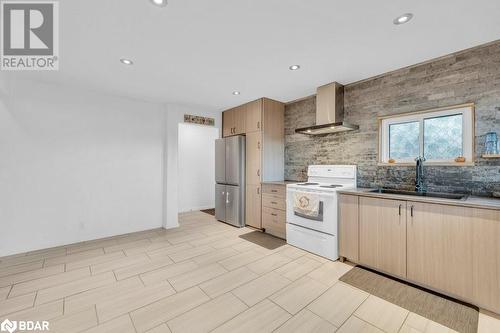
[379,104,475,166]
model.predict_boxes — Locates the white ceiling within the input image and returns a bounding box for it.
[14,0,500,110]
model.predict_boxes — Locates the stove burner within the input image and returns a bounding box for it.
[297,182,319,186]
[319,185,343,188]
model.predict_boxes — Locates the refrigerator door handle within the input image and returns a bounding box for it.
[226,191,229,204]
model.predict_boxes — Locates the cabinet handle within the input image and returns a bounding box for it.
[410,205,414,217]
[257,187,260,195]
[226,192,229,204]
[271,213,277,217]
[257,121,260,129]
[257,169,260,177]
[271,201,277,204]
[271,189,278,193]
[398,204,402,216]
[257,141,260,149]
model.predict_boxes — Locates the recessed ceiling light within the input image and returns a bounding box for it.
[393,13,413,25]
[232,91,240,95]
[150,0,167,7]
[289,65,301,71]
[120,58,133,65]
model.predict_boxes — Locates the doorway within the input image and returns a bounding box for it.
[178,123,220,213]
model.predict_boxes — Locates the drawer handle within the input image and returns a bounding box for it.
[271,213,277,216]
[271,190,278,193]
[271,201,277,204]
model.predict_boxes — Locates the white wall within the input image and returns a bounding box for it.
[178,123,219,212]
[0,78,166,256]
[163,104,221,229]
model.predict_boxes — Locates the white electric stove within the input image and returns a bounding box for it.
[286,165,357,260]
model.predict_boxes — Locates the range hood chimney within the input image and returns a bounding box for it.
[295,82,359,135]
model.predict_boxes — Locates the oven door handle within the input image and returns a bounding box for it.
[287,190,336,198]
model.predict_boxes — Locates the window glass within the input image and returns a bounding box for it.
[389,121,420,160]
[424,114,463,160]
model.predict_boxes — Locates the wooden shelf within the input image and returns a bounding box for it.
[482,154,500,159]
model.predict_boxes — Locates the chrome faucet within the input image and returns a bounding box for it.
[415,156,427,193]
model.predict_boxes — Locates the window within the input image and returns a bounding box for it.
[379,104,474,165]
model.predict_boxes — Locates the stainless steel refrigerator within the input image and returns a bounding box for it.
[215,136,245,227]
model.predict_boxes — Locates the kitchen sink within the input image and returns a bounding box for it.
[370,188,468,200]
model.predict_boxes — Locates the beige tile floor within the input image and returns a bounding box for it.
[0,211,499,333]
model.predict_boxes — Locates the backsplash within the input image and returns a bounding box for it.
[285,41,500,196]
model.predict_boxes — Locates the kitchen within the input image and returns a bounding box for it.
[1,1,499,333]
[213,41,500,332]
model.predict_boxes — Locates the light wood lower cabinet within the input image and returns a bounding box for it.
[359,197,407,278]
[407,201,474,301]
[245,185,261,229]
[261,184,286,239]
[262,207,286,239]
[471,208,500,313]
[262,194,286,211]
[339,194,500,314]
[339,194,359,262]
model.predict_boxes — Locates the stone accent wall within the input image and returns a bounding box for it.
[285,41,500,196]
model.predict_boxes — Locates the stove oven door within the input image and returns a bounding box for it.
[286,188,337,235]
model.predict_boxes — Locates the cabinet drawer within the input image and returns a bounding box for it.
[262,184,286,198]
[262,207,286,239]
[262,194,286,210]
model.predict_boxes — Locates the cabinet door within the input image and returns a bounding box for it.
[245,131,261,185]
[471,208,500,313]
[233,106,246,135]
[407,202,473,300]
[245,99,262,133]
[223,109,234,137]
[245,184,261,228]
[359,197,407,278]
[339,194,359,263]
[262,207,286,239]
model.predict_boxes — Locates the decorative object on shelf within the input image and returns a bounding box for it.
[184,114,215,126]
[388,159,396,164]
[454,156,466,163]
[484,132,498,155]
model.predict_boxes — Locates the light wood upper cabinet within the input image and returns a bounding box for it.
[222,106,246,137]
[245,184,262,229]
[407,202,474,300]
[222,109,234,137]
[245,100,262,133]
[359,197,407,278]
[471,208,500,313]
[246,131,261,185]
[233,106,246,135]
[339,194,359,263]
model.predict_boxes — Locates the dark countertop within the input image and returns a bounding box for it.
[261,180,300,186]
[338,188,500,211]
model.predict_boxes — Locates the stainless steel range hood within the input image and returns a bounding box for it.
[295,82,359,135]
